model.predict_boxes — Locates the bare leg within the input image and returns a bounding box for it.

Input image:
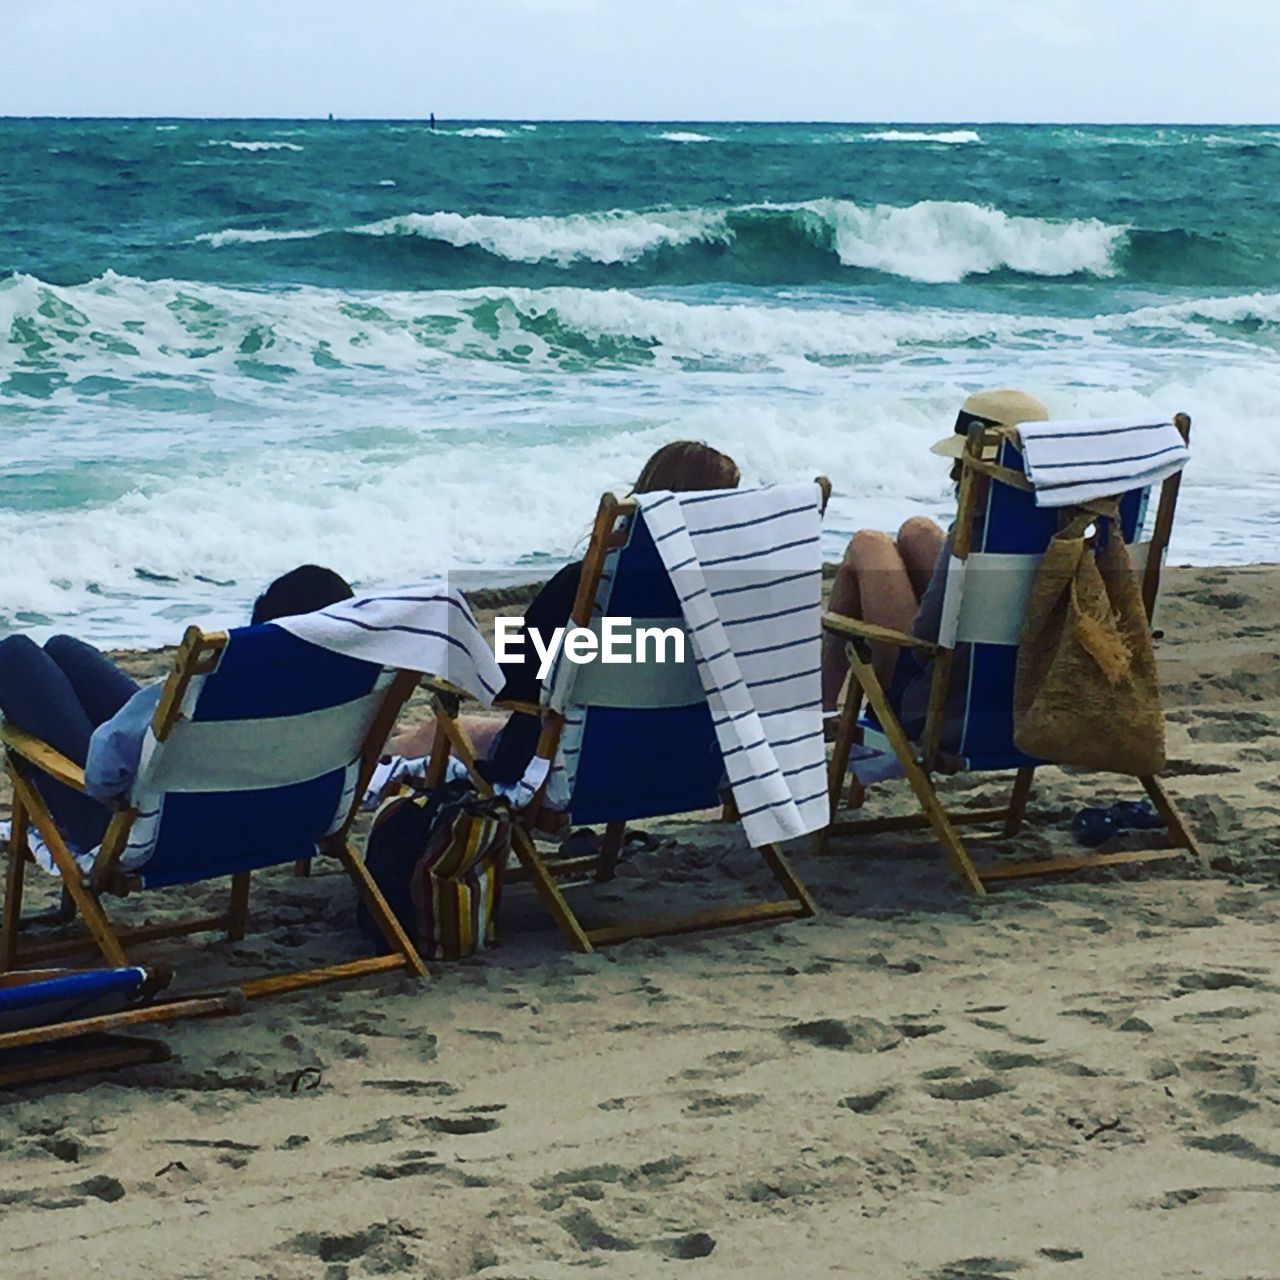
[822,547,862,711]
[897,516,946,603]
[821,531,920,706]
[389,714,505,763]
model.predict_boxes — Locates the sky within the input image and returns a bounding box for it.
[4,0,1279,122]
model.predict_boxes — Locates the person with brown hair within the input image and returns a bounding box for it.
[388,440,741,784]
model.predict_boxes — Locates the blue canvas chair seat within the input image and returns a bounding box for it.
[823,414,1205,892]
[548,513,727,826]
[2,624,428,998]
[425,483,827,952]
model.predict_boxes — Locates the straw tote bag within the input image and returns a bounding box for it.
[1013,507,1166,776]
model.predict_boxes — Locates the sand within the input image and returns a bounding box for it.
[1,564,1277,1279]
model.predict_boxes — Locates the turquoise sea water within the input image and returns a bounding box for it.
[2,119,1278,643]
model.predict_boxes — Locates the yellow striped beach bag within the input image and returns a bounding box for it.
[410,798,511,960]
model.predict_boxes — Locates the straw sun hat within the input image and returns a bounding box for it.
[930,388,1051,458]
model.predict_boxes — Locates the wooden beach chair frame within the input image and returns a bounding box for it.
[424,489,819,952]
[1,626,427,999]
[0,965,241,1088]
[821,413,1206,893]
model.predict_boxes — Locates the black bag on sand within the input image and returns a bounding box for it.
[357,778,475,953]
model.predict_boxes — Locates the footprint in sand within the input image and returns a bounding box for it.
[780,1017,902,1053]
[978,1050,1044,1071]
[1194,1092,1258,1125]
[284,1220,420,1270]
[928,1256,1025,1279]
[558,1207,635,1252]
[1184,1134,1280,1167]
[682,1091,763,1116]
[649,1231,717,1260]
[838,1087,895,1114]
[424,1112,501,1135]
[1176,970,1265,993]
[1179,1050,1258,1091]
[924,1076,1008,1101]
[361,1078,459,1097]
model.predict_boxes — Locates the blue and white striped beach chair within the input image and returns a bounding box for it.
[822,413,1204,892]
[2,623,428,996]
[428,482,829,951]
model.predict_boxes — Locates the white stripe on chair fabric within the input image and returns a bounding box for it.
[134,687,389,794]
[276,582,504,704]
[546,618,704,711]
[1015,418,1189,508]
[937,543,1154,648]
[636,482,828,846]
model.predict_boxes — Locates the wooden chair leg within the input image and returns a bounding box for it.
[818,670,863,852]
[760,843,818,917]
[332,840,428,978]
[510,825,594,953]
[2,797,28,972]
[596,821,625,882]
[1003,768,1035,837]
[1140,775,1208,869]
[7,768,130,966]
[849,646,986,895]
[227,872,251,942]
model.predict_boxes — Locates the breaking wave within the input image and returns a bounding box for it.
[193,199,1132,284]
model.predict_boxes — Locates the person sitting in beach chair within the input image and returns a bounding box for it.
[821,393,1204,891]
[423,471,829,950]
[387,441,742,806]
[1,572,504,994]
[0,565,355,858]
[821,389,1050,760]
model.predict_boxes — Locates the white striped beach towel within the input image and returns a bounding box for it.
[276,582,504,705]
[1016,417,1190,508]
[636,482,829,846]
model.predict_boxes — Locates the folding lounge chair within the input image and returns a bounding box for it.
[2,622,428,997]
[0,965,237,1088]
[822,413,1205,891]
[427,481,831,951]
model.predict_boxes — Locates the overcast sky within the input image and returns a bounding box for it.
[5,0,1278,122]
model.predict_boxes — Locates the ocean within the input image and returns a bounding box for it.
[2,118,1278,645]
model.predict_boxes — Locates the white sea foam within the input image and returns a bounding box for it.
[192,198,1126,282]
[791,198,1124,283]
[3,270,1276,643]
[860,129,982,144]
[204,139,305,152]
[352,208,730,265]
[155,124,179,132]
[452,127,510,138]
[657,131,718,143]
[193,226,323,246]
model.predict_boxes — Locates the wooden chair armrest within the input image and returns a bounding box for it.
[422,677,539,720]
[0,723,88,792]
[420,675,476,701]
[821,612,939,654]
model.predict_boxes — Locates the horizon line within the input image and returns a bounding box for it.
[2,115,1277,127]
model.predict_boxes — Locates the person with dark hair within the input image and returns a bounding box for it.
[0,565,353,853]
[251,563,354,626]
